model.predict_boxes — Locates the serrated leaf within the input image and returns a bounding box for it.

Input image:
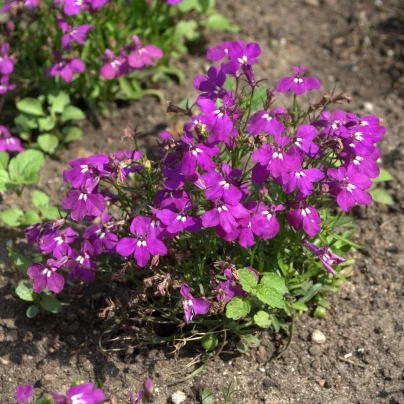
[254,311,272,328]
[372,168,393,183]
[38,116,55,131]
[16,97,44,116]
[41,294,62,314]
[38,134,59,154]
[62,126,83,143]
[0,208,24,226]
[26,305,40,318]
[61,105,85,122]
[205,14,239,32]
[238,268,258,292]
[8,150,45,184]
[370,188,393,205]
[225,297,251,320]
[0,152,9,170]
[15,282,35,302]
[256,274,288,308]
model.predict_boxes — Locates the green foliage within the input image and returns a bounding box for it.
[201,334,219,351]
[370,168,394,205]
[225,297,251,320]
[15,92,86,153]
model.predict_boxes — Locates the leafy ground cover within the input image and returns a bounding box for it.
[0,0,403,402]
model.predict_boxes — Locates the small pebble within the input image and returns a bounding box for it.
[363,102,374,112]
[171,391,187,404]
[311,330,326,344]
[83,359,93,372]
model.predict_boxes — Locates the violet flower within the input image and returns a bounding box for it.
[206,40,245,62]
[66,244,96,282]
[100,49,129,80]
[58,20,94,50]
[287,199,322,237]
[247,108,286,137]
[47,52,85,83]
[156,203,202,235]
[83,214,119,255]
[16,384,32,404]
[116,216,167,267]
[327,164,372,212]
[303,240,346,275]
[0,125,24,152]
[276,66,321,95]
[180,284,209,323]
[127,35,163,69]
[194,66,227,99]
[38,227,78,254]
[293,124,320,157]
[52,382,105,404]
[2,0,37,12]
[251,202,285,240]
[0,44,14,75]
[0,75,16,94]
[313,110,349,139]
[153,189,190,211]
[27,257,67,294]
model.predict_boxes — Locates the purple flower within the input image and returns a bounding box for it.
[100,49,129,80]
[303,240,346,275]
[340,147,380,179]
[251,137,301,183]
[247,108,286,137]
[66,245,96,282]
[221,41,261,76]
[63,154,109,189]
[287,199,322,236]
[52,382,105,404]
[162,163,185,190]
[293,124,320,157]
[116,216,167,267]
[25,219,65,244]
[110,149,143,182]
[342,124,382,157]
[276,66,321,95]
[63,0,107,16]
[38,227,78,254]
[47,52,85,83]
[180,284,209,323]
[2,0,37,12]
[58,20,94,49]
[202,163,248,206]
[166,0,182,4]
[153,189,190,211]
[156,204,202,235]
[83,214,118,255]
[27,257,67,294]
[16,384,32,404]
[327,164,372,212]
[313,110,349,139]
[206,40,245,62]
[0,125,24,152]
[0,44,14,75]
[62,183,106,221]
[0,75,16,94]
[194,66,227,99]
[251,202,285,240]
[180,132,220,176]
[127,35,163,69]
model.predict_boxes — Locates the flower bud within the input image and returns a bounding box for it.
[258,186,269,201]
[143,378,154,400]
[264,88,275,109]
[143,159,151,171]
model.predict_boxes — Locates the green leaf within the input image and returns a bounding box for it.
[32,190,49,208]
[225,297,251,320]
[370,188,393,205]
[301,283,322,303]
[201,388,214,404]
[61,105,85,122]
[0,169,10,191]
[236,341,248,353]
[38,134,59,154]
[39,206,59,220]
[38,116,56,131]
[291,301,309,312]
[254,310,272,328]
[249,87,267,113]
[205,14,239,32]
[332,233,365,249]
[16,97,45,116]
[238,268,258,292]
[0,152,9,170]
[41,294,62,314]
[118,77,140,99]
[201,334,218,351]
[372,168,393,183]
[241,333,260,348]
[15,282,35,302]
[62,126,83,143]
[26,305,40,318]
[0,208,24,226]
[256,274,288,308]
[8,150,45,184]
[10,252,31,272]
[175,20,200,42]
[48,90,70,113]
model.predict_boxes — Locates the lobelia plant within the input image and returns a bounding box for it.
[22,40,386,351]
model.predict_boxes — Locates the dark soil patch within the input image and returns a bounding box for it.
[1,0,404,402]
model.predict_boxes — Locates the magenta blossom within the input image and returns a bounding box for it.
[0,125,24,152]
[276,66,321,95]
[180,284,209,323]
[2,0,37,12]
[27,257,67,294]
[206,40,245,62]
[47,52,85,83]
[287,199,322,237]
[58,20,94,49]
[127,35,163,69]
[0,75,16,94]
[194,66,227,100]
[52,383,105,404]
[247,108,286,137]
[303,240,346,275]
[100,49,129,80]
[16,384,32,404]
[0,44,14,75]
[221,41,261,76]
[116,216,167,267]
[63,0,108,16]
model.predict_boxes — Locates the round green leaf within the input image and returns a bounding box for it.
[63,126,83,143]
[26,305,40,318]
[370,188,393,205]
[38,134,59,154]
[61,105,85,122]
[48,90,70,113]
[236,341,248,353]
[0,208,24,227]
[41,294,62,314]
[225,297,251,320]
[8,150,45,183]
[16,97,45,116]
[254,311,272,328]
[15,282,35,302]
[201,334,219,351]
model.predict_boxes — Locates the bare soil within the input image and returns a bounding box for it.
[1,0,403,402]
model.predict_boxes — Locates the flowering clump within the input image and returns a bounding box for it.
[24,40,385,344]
